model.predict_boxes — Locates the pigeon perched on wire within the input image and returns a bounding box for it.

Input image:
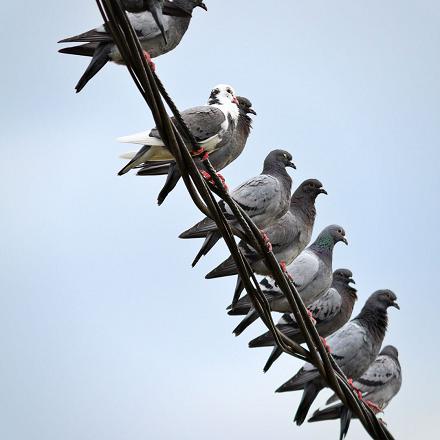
[117,84,240,203]
[248,268,358,372]
[204,179,327,302]
[276,290,400,426]
[308,345,402,440]
[123,96,256,205]
[58,0,207,92]
[228,225,348,336]
[180,149,296,253]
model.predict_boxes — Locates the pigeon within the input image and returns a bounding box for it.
[124,96,256,205]
[117,84,240,203]
[120,1,167,43]
[228,225,348,336]
[276,290,399,426]
[58,0,207,92]
[248,268,358,372]
[179,149,296,254]
[309,345,402,440]
[204,179,327,300]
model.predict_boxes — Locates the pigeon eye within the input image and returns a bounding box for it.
[226,88,232,94]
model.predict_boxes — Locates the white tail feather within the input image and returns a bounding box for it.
[117,131,165,146]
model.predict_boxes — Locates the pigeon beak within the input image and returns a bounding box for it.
[248,108,257,115]
[349,278,356,284]
[342,237,348,245]
[391,301,400,310]
[232,96,239,105]
[319,188,328,195]
[199,3,208,11]
[287,161,296,169]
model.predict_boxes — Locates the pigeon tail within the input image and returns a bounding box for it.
[205,255,238,278]
[157,163,181,205]
[75,43,111,93]
[233,309,258,336]
[339,407,352,440]
[263,347,283,373]
[294,383,321,426]
[193,231,222,267]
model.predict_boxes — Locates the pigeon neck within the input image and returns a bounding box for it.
[337,285,357,316]
[310,233,335,260]
[290,195,317,224]
[356,305,389,344]
[238,113,253,138]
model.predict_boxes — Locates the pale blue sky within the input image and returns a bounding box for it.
[1,1,439,439]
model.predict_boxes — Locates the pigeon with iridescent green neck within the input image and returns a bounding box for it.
[229,225,348,337]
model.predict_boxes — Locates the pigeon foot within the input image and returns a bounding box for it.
[260,230,272,252]
[200,170,229,191]
[320,336,331,353]
[306,309,317,325]
[348,378,363,400]
[365,400,383,414]
[143,50,156,71]
[280,261,293,281]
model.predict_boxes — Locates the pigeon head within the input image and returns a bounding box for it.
[263,149,296,171]
[313,225,348,251]
[208,84,239,106]
[380,345,399,359]
[333,268,358,300]
[175,0,207,13]
[333,268,355,286]
[294,178,327,199]
[237,96,257,115]
[367,289,400,311]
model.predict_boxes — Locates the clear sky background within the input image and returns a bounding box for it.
[1,1,439,439]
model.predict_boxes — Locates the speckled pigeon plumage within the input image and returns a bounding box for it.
[276,290,400,426]
[248,268,358,372]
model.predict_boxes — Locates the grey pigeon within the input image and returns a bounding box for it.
[248,268,358,372]
[228,225,348,336]
[127,96,256,205]
[117,84,240,205]
[58,0,207,92]
[179,149,296,253]
[120,1,167,43]
[204,179,327,302]
[309,345,402,440]
[276,290,400,426]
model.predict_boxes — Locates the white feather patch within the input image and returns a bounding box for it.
[117,131,165,146]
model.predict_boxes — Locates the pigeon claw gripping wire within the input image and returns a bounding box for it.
[320,336,331,353]
[191,146,206,157]
[348,378,363,400]
[142,50,156,72]
[365,400,383,415]
[200,170,229,191]
[260,230,272,252]
[306,309,317,325]
[280,260,293,281]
